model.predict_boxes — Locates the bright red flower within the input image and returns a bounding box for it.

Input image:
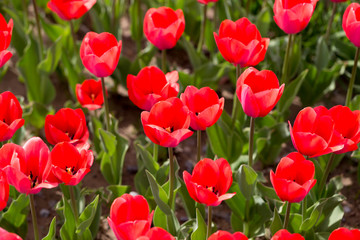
[180,86,224,130]
[329,227,360,240]
[271,229,304,240]
[331,0,346,2]
[208,230,248,240]
[273,0,318,34]
[141,97,193,147]
[0,91,24,142]
[143,7,185,50]
[214,18,269,67]
[197,0,218,4]
[343,3,360,47]
[0,170,9,211]
[108,194,154,240]
[289,106,345,157]
[2,137,58,195]
[270,152,316,203]
[47,0,96,21]
[76,79,104,110]
[45,108,89,146]
[183,158,235,206]
[136,227,175,240]
[127,66,179,111]
[236,67,284,118]
[80,32,122,77]
[0,14,13,68]
[0,227,22,240]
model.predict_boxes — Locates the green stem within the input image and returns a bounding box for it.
[324,2,337,43]
[283,202,291,230]
[22,0,28,27]
[302,196,307,222]
[112,0,118,34]
[346,47,360,107]
[70,21,78,55]
[168,147,175,209]
[248,117,255,167]
[245,0,252,17]
[281,34,294,84]
[231,65,242,128]
[197,4,208,53]
[29,195,40,240]
[153,143,159,162]
[162,49,166,72]
[31,0,44,60]
[101,77,110,130]
[69,186,79,223]
[206,206,213,239]
[318,153,336,197]
[197,130,201,162]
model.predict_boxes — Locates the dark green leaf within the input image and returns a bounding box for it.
[191,208,207,240]
[60,199,76,240]
[270,208,282,236]
[145,170,171,215]
[237,164,258,200]
[77,196,99,235]
[42,217,56,240]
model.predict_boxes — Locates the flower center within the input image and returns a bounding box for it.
[28,171,38,188]
[205,185,219,195]
[65,132,74,140]
[91,93,96,102]
[165,126,174,133]
[65,166,76,175]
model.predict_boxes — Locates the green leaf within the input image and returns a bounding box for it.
[77,196,99,235]
[270,208,282,236]
[237,164,258,200]
[179,36,202,69]
[315,37,330,71]
[42,217,56,240]
[60,199,76,240]
[153,206,168,230]
[256,7,271,36]
[135,143,159,174]
[256,182,279,200]
[129,0,143,42]
[107,185,130,201]
[145,170,171,215]
[99,129,117,155]
[225,184,246,219]
[191,209,207,240]
[38,36,63,73]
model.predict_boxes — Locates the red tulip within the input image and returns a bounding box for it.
[197,0,218,4]
[180,86,224,130]
[183,158,235,206]
[45,108,89,146]
[270,152,316,203]
[236,67,284,118]
[0,227,22,240]
[143,7,185,50]
[0,170,9,211]
[289,106,345,157]
[108,194,154,240]
[2,137,58,195]
[80,32,122,77]
[343,3,360,47]
[0,91,24,142]
[127,66,179,111]
[47,0,96,21]
[76,79,104,110]
[0,14,13,68]
[208,230,248,240]
[273,0,318,34]
[136,227,175,240]
[214,18,269,67]
[141,97,193,147]
[271,229,304,240]
[329,227,360,240]
[331,0,346,2]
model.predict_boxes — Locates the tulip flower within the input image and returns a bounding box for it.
[127,66,179,111]
[0,170,9,211]
[0,227,22,240]
[80,32,122,78]
[47,0,96,21]
[271,229,304,240]
[214,18,269,67]
[76,79,105,110]
[270,152,316,203]
[0,91,25,142]
[289,106,345,157]
[108,194,154,240]
[0,14,13,68]
[197,0,218,4]
[45,108,89,146]
[143,7,185,50]
[141,97,193,148]
[343,3,360,48]
[136,227,175,240]
[208,230,248,240]
[329,227,360,240]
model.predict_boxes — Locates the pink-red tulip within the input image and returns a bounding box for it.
[0,227,22,240]
[127,66,179,111]
[236,67,284,118]
[0,91,24,142]
[180,86,224,130]
[271,229,304,240]
[0,170,9,211]
[143,7,185,50]
[329,227,360,240]
[214,18,269,67]
[47,0,96,21]
[141,97,193,147]
[289,106,345,157]
[273,0,318,34]
[108,194,154,240]
[343,3,360,47]
[0,14,13,68]
[183,158,235,206]
[45,108,89,146]
[270,152,316,203]
[76,79,104,110]
[136,227,175,240]
[80,32,122,77]
[197,0,218,4]
[208,230,248,240]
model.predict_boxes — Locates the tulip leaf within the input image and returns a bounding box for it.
[42,217,56,240]
[248,196,272,237]
[225,183,246,219]
[38,36,63,73]
[270,208,282,236]
[153,206,168,230]
[135,143,160,175]
[178,180,198,219]
[191,208,207,240]
[230,212,244,232]
[99,129,117,155]
[315,37,330,71]
[288,213,302,233]
[129,0,143,43]
[256,182,279,200]
[60,199,76,240]
[107,185,130,201]
[76,195,99,235]
[237,164,258,200]
[179,36,202,70]
[256,7,271,36]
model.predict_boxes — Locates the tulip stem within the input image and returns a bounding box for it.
[197,4,208,53]
[206,206,213,238]
[245,0,252,17]
[324,2,337,43]
[302,196,307,222]
[281,34,294,84]
[69,186,79,223]
[101,77,110,130]
[153,143,158,162]
[162,50,167,72]
[345,47,360,107]
[248,117,255,167]
[29,195,40,240]
[31,0,44,60]
[283,202,291,230]
[197,130,201,162]
[70,20,78,55]
[231,65,242,129]
[111,0,118,34]
[22,0,28,27]
[168,147,175,209]
[318,153,336,198]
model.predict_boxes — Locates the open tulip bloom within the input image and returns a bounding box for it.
[47,0,97,21]
[76,79,105,110]
[271,229,304,240]
[343,3,360,48]
[0,14,13,68]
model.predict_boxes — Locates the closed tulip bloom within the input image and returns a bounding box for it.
[0,14,13,68]
[45,108,89,146]
[108,194,154,240]
[127,66,179,111]
[76,79,104,110]
[80,32,122,77]
[270,152,316,203]
[0,170,9,211]
[343,3,360,47]
[236,67,284,118]
[271,229,304,240]
[0,227,22,240]
[273,0,318,34]
[180,86,224,130]
[329,227,360,240]
[208,230,248,240]
[141,97,193,147]
[214,18,269,67]
[47,0,96,21]
[143,7,185,50]
[136,227,175,240]
[183,158,235,206]
[0,91,24,142]
[289,106,345,157]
